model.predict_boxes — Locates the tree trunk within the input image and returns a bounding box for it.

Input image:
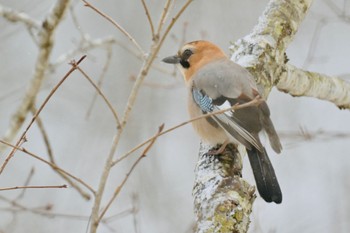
[193,144,255,233]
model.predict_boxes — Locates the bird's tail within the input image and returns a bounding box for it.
[247,147,282,204]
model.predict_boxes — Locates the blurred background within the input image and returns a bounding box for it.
[1,0,350,232]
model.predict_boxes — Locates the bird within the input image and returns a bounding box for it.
[162,40,283,204]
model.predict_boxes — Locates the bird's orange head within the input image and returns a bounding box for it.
[162,40,227,82]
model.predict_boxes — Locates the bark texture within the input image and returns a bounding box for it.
[230,0,350,109]
[193,144,255,233]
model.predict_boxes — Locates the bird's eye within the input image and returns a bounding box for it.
[182,49,193,59]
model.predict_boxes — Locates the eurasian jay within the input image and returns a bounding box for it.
[162,40,282,204]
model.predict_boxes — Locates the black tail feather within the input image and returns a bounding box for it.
[247,147,282,204]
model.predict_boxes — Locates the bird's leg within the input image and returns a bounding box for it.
[208,140,229,155]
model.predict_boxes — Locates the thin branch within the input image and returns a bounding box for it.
[49,36,172,75]
[121,0,193,130]
[31,106,92,200]
[0,185,67,192]
[102,207,135,223]
[0,56,87,174]
[279,128,350,141]
[140,0,155,39]
[302,18,327,69]
[14,167,35,201]
[155,0,171,37]
[131,193,139,233]
[129,75,181,89]
[112,97,262,166]
[0,4,41,29]
[76,66,121,128]
[323,0,343,17]
[0,195,89,221]
[69,4,85,38]
[98,124,164,222]
[88,2,193,232]
[0,139,95,195]
[156,0,193,53]
[0,0,70,154]
[49,36,115,69]
[0,85,26,103]
[86,48,113,120]
[82,0,145,56]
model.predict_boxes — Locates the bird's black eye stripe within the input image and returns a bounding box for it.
[182,49,193,60]
[180,60,190,68]
[179,49,193,69]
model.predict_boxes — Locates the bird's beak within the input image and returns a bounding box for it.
[162,55,181,64]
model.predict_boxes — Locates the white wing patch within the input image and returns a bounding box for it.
[216,100,233,116]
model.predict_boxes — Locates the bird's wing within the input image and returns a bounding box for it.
[191,87,263,151]
[191,58,267,151]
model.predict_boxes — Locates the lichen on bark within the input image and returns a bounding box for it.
[193,144,255,233]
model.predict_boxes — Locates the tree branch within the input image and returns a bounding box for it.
[32,106,92,200]
[230,0,313,97]
[0,55,86,174]
[231,0,350,110]
[87,1,193,232]
[0,139,95,195]
[0,4,40,29]
[82,0,145,56]
[0,185,67,192]
[0,0,70,153]
[193,144,255,233]
[278,64,350,109]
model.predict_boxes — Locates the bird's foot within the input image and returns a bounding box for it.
[207,141,229,155]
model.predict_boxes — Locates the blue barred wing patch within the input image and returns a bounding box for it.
[192,88,214,113]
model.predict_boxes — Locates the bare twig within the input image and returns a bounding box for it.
[88,2,193,232]
[0,185,67,192]
[0,55,87,174]
[279,128,350,141]
[141,0,155,39]
[0,85,26,103]
[50,36,172,74]
[131,193,139,233]
[31,106,92,200]
[0,195,89,221]
[156,0,193,52]
[0,139,95,195]
[102,207,135,223]
[86,48,113,120]
[14,167,35,201]
[76,66,121,127]
[129,75,181,89]
[302,18,327,69]
[156,0,171,38]
[120,0,193,130]
[69,4,85,38]
[112,96,262,166]
[98,124,164,222]
[82,0,145,56]
[0,0,70,154]
[49,36,117,69]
